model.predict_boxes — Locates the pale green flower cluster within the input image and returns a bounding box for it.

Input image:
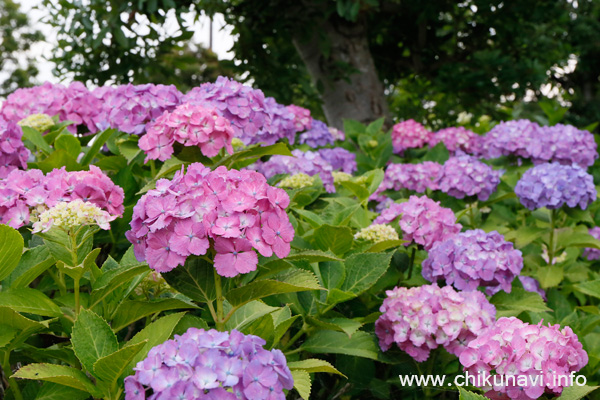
[332,171,353,183]
[32,200,115,233]
[278,173,314,189]
[354,224,399,243]
[231,138,245,150]
[18,113,54,132]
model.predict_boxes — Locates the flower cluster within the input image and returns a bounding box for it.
[433,154,501,201]
[519,276,547,301]
[515,163,596,210]
[124,328,294,400]
[17,113,55,132]
[94,83,182,135]
[298,120,337,148]
[375,284,496,362]
[459,317,588,399]
[429,127,481,155]
[391,119,433,154]
[278,173,314,189]
[317,148,357,173]
[263,97,297,144]
[422,229,523,295]
[32,199,116,233]
[354,224,399,243]
[375,196,461,251]
[287,104,312,132]
[332,171,353,183]
[0,117,30,179]
[370,162,442,201]
[583,227,600,261]
[479,119,540,159]
[139,103,235,162]
[0,166,124,229]
[529,124,597,168]
[126,163,294,276]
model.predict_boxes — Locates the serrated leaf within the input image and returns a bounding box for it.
[574,280,600,300]
[490,287,551,317]
[4,245,55,288]
[225,301,278,331]
[12,364,99,397]
[557,385,599,400]
[537,265,564,288]
[36,149,82,173]
[80,128,116,166]
[288,359,346,377]
[89,262,150,308]
[287,250,342,262]
[0,224,24,281]
[326,288,356,305]
[313,224,353,256]
[0,326,17,348]
[0,288,62,317]
[71,309,119,375]
[504,226,548,248]
[93,341,147,386]
[0,306,50,331]
[301,331,381,360]
[54,134,81,159]
[162,257,218,304]
[458,387,488,399]
[21,125,53,154]
[33,382,89,400]
[340,252,392,295]
[365,239,405,253]
[291,369,311,400]
[306,316,363,338]
[111,298,198,332]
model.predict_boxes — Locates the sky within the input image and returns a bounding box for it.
[16,0,235,85]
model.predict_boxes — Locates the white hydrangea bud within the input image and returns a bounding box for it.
[332,171,353,183]
[278,173,314,189]
[354,224,399,243]
[32,200,116,233]
[18,113,55,132]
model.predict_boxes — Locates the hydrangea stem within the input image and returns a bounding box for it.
[548,209,557,266]
[2,351,23,400]
[407,247,416,280]
[214,269,225,331]
[70,230,81,316]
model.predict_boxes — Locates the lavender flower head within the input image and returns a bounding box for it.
[375,284,496,362]
[583,227,600,261]
[124,328,293,400]
[316,148,357,173]
[515,162,596,210]
[370,162,442,202]
[429,127,481,155]
[433,154,501,201]
[0,117,30,179]
[519,276,547,301]
[299,119,336,148]
[479,119,541,159]
[286,104,312,132]
[528,124,597,168]
[391,119,433,154]
[264,97,298,144]
[459,317,588,399]
[422,229,523,295]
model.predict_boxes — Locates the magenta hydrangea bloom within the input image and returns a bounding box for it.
[93,83,182,134]
[459,317,588,399]
[422,229,523,295]
[528,124,597,168]
[519,276,547,301]
[124,328,294,400]
[479,119,541,159]
[515,163,596,210]
[433,154,502,201]
[374,195,461,250]
[0,166,124,229]
[370,162,442,202]
[0,117,30,178]
[429,127,481,155]
[139,103,235,162]
[583,227,600,261]
[391,119,433,154]
[126,163,294,275]
[287,104,312,132]
[375,284,496,362]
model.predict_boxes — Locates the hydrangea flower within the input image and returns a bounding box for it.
[298,120,337,147]
[375,284,496,362]
[17,113,55,132]
[286,104,312,132]
[264,97,297,144]
[0,117,30,179]
[332,171,353,183]
[433,154,502,201]
[0,166,124,229]
[459,317,588,399]
[515,163,596,210]
[139,103,235,162]
[316,148,356,173]
[126,163,294,276]
[391,119,433,154]
[32,199,116,233]
[429,127,481,155]
[519,276,547,301]
[124,328,294,400]
[583,227,600,261]
[277,173,314,189]
[479,119,541,159]
[374,196,461,250]
[528,124,597,168]
[354,224,399,243]
[422,229,523,295]
[370,162,442,202]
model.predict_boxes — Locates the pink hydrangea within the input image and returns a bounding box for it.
[287,104,312,132]
[375,284,496,362]
[139,103,235,162]
[391,119,433,154]
[459,317,588,399]
[422,229,523,295]
[126,163,294,276]
[429,127,481,155]
[0,117,30,178]
[370,162,442,202]
[433,154,502,201]
[0,166,124,229]
[374,195,461,250]
[583,227,600,261]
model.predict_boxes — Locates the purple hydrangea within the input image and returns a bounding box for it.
[124,328,294,400]
[375,284,496,362]
[433,154,502,201]
[429,126,481,155]
[370,162,442,202]
[514,162,596,210]
[519,276,547,300]
[316,148,357,173]
[583,227,600,261]
[459,317,588,399]
[528,124,597,168]
[264,97,298,144]
[391,119,433,154]
[298,119,336,148]
[422,229,523,295]
[0,117,30,179]
[479,119,541,159]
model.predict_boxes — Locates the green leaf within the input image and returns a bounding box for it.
[224,301,278,331]
[118,140,142,163]
[557,385,599,400]
[162,257,217,304]
[89,263,150,309]
[458,387,488,399]
[4,246,55,288]
[0,288,62,317]
[307,316,363,338]
[288,359,346,377]
[558,231,600,250]
[137,157,186,194]
[0,224,24,281]
[80,128,116,166]
[340,252,392,295]
[12,364,99,396]
[286,249,342,262]
[36,149,83,173]
[364,239,405,253]
[291,370,311,400]
[300,330,381,360]
[490,287,551,317]
[574,280,600,300]
[71,309,119,375]
[54,134,81,159]
[313,224,353,256]
[33,382,89,400]
[537,265,564,288]
[0,306,50,331]
[326,288,356,304]
[293,209,324,228]
[423,142,450,163]
[21,126,53,154]
[93,341,147,387]
[504,226,548,248]
[340,180,370,201]
[111,298,198,332]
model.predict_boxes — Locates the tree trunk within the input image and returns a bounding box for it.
[293,15,390,130]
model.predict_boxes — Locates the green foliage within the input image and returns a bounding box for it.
[0,224,24,281]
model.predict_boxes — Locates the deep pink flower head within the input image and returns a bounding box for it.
[422,229,523,295]
[583,227,600,261]
[370,162,442,202]
[459,317,588,399]
[0,117,30,178]
[139,103,235,162]
[0,166,124,229]
[125,328,293,400]
[433,154,502,201]
[391,119,433,154]
[429,127,481,155]
[287,104,312,132]
[375,284,496,362]
[126,163,294,275]
[374,195,461,250]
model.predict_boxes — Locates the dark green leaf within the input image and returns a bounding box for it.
[71,309,119,374]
